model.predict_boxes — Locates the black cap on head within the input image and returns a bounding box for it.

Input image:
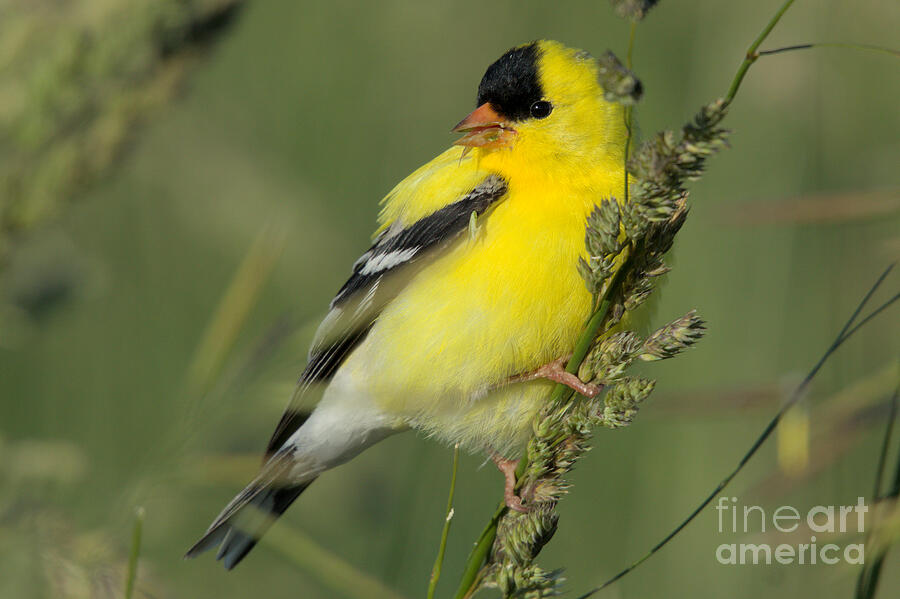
[476,43,544,122]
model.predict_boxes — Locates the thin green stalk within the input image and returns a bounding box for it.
[872,384,899,500]
[124,507,145,599]
[560,246,632,383]
[452,503,506,599]
[758,42,900,58]
[427,445,460,599]
[623,21,637,204]
[855,383,900,599]
[626,22,637,67]
[724,0,797,104]
[856,455,900,599]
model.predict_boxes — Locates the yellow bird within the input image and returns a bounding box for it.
[187,39,626,569]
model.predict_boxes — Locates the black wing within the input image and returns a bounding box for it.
[265,174,508,454]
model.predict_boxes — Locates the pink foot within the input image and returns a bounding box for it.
[509,357,602,398]
[492,455,528,513]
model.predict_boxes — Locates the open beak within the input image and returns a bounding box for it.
[452,103,516,149]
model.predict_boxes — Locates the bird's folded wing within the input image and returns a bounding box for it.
[265,170,509,455]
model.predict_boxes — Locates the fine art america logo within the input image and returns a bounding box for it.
[715,496,867,565]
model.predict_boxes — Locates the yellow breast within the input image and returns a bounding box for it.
[341,144,623,453]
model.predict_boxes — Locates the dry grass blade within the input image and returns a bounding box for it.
[186,226,286,398]
[265,522,408,599]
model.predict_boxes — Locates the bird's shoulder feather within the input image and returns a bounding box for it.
[265,152,507,454]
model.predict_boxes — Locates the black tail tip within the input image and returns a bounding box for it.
[184,524,258,570]
[185,479,313,570]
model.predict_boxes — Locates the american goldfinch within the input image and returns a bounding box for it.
[187,39,626,569]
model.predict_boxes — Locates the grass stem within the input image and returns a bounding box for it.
[758,42,900,58]
[427,445,460,599]
[124,506,145,599]
[623,21,637,205]
[724,0,797,104]
[855,383,900,599]
[451,504,506,599]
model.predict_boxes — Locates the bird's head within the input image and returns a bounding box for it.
[453,40,627,175]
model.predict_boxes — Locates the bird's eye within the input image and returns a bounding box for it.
[529,100,553,119]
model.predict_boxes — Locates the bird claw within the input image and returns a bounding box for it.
[492,455,529,513]
[509,357,602,398]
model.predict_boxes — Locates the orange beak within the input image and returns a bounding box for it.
[452,103,516,149]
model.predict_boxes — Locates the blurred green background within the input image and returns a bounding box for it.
[1,1,898,597]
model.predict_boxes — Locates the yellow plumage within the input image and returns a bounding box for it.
[343,41,626,454]
[189,39,630,568]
